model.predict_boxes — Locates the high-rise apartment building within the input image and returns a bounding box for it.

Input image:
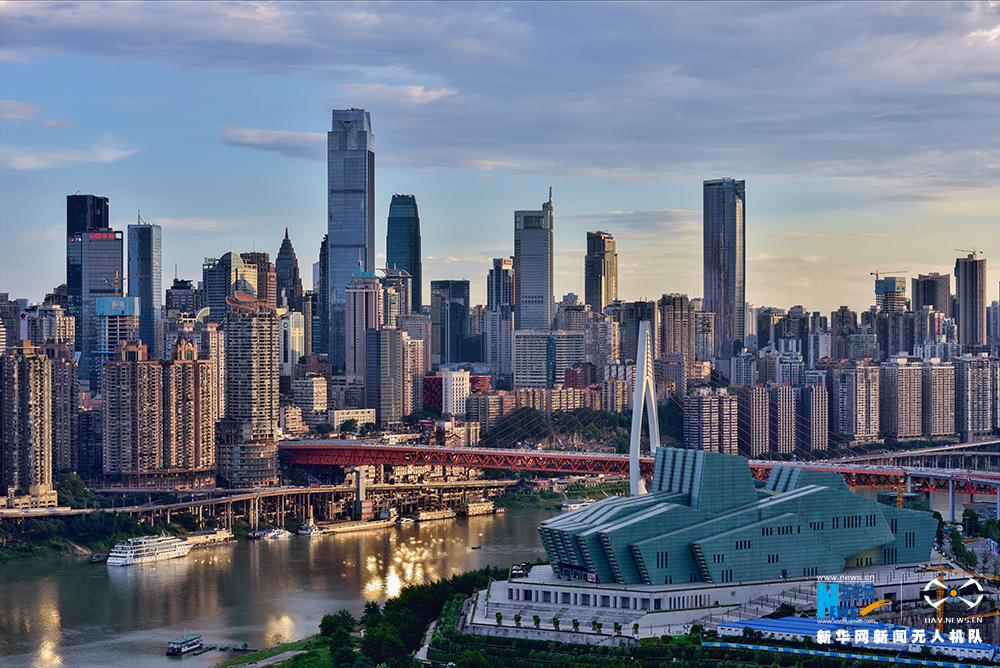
[293,376,328,428]
[37,341,78,472]
[551,330,586,385]
[103,341,162,473]
[93,296,140,393]
[684,388,738,455]
[327,109,375,372]
[401,334,425,416]
[955,253,987,346]
[618,300,658,364]
[826,362,880,441]
[441,368,471,418]
[954,354,993,441]
[279,311,305,380]
[921,359,955,437]
[240,252,277,311]
[165,277,198,316]
[23,303,75,348]
[694,310,716,362]
[345,265,383,379]
[799,383,829,451]
[430,280,469,366]
[162,338,216,470]
[769,384,796,455]
[879,359,922,440]
[222,292,279,443]
[488,258,514,311]
[555,294,589,331]
[397,313,432,377]
[659,294,696,381]
[584,231,617,315]
[513,330,551,389]
[737,385,770,457]
[275,229,304,312]
[912,273,951,318]
[386,195,421,313]
[67,194,123,389]
[1,342,52,493]
[703,178,745,358]
[514,190,554,330]
[127,220,162,357]
[874,277,907,312]
[160,321,225,421]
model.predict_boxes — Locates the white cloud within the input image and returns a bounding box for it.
[220,127,326,161]
[0,134,137,170]
[0,100,69,127]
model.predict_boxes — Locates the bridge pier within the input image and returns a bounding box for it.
[949,478,955,523]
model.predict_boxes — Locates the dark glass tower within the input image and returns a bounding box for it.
[430,280,470,367]
[514,189,554,330]
[275,228,303,312]
[584,231,617,315]
[327,109,375,373]
[66,195,122,388]
[703,178,746,359]
[386,194,422,313]
[127,219,162,357]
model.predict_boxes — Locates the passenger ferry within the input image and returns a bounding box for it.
[457,499,494,516]
[416,508,457,522]
[185,528,236,548]
[107,535,192,566]
[261,528,293,540]
[166,634,203,655]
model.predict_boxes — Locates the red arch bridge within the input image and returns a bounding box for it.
[279,442,1000,496]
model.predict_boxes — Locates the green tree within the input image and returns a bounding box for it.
[360,600,382,627]
[320,609,356,636]
[358,623,405,666]
[316,423,333,434]
[341,419,358,434]
[964,508,981,537]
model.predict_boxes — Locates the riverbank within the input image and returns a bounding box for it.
[493,481,627,510]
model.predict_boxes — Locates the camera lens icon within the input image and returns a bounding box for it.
[923,577,983,609]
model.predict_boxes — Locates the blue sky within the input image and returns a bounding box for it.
[1,1,997,313]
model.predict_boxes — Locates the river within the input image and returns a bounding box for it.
[0,508,554,668]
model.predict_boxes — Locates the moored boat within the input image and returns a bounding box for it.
[457,499,494,516]
[166,634,203,655]
[415,508,457,522]
[108,535,192,566]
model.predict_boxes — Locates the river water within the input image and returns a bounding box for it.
[0,508,554,668]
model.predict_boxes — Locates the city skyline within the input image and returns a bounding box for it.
[1,2,998,315]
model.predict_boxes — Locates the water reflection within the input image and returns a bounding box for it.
[0,508,553,668]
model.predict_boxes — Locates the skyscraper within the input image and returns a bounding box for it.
[345,265,383,379]
[275,229,303,312]
[658,294,695,381]
[703,178,745,358]
[162,338,216,471]
[874,277,907,312]
[202,252,255,323]
[127,219,162,357]
[240,252,277,310]
[221,292,279,444]
[103,341,162,473]
[386,194,421,313]
[956,252,987,346]
[487,258,514,311]
[514,189,554,330]
[67,194,123,388]
[912,273,951,318]
[327,109,375,372]
[365,327,403,425]
[430,279,469,366]
[1,342,52,494]
[584,231,617,315]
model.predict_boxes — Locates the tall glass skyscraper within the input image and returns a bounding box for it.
[430,280,469,367]
[275,228,303,312]
[703,178,745,359]
[66,194,122,388]
[584,230,617,315]
[327,109,375,373]
[127,219,162,357]
[514,189,554,330]
[386,194,421,313]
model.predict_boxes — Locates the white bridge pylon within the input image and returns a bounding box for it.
[629,320,659,496]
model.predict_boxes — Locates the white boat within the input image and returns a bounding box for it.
[458,499,494,516]
[561,498,596,511]
[166,634,203,655]
[262,528,293,540]
[107,535,192,566]
[185,528,236,548]
[416,508,457,522]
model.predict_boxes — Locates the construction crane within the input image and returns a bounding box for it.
[921,559,1000,633]
[870,269,908,281]
[103,270,150,297]
[955,247,985,260]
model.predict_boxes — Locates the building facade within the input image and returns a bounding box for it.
[430,279,469,367]
[1,342,52,493]
[584,231,617,315]
[956,253,987,346]
[127,220,162,357]
[703,178,746,359]
[386,194,421,313]
[514,190,554,331]
[275,228,304,312]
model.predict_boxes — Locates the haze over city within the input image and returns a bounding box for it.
[1,2,998,313]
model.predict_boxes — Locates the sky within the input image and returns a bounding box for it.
[1,1,998,315]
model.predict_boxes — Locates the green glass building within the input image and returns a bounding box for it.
[539,449,936,585]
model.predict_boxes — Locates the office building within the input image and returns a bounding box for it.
[585,320,619,372]
[279,311,305,380]
[684,388,738,455]
[956,253,987,346]
[555,294,589,331]
[162,338,216,470]
[431,279,469,366]
[703,178,746,358]
[327,109,375,372]
[954,354,993,441]
[441,368,471,418]
[293,376,328,428]
[912,273,951,318]
[799,383,829,451]
[1,342,52,493]
[275,229,304,312]
[380,267,412,326]
[386,194,421,313]
[240,252,277,310]
[551,330,586,384]
[202,252,255,323]
[921,360,955,437]
[584,231,617,315]
[365,327,403,426]
[737,385,770,457]
[539,449,936,585]
[514,189,554,330]
[315,233,330,354]
[618,300,658,364]
[23,303,75,348]
[345,264,383,379]
[103,341,162,473]
[879,359,922,440]
[165,277,198,316]
[659,294,696,381]
[127,220,162,357]
[514,330,551,389]
[401,334,425,416]
[488,258,514,311]
[67,195,123,388]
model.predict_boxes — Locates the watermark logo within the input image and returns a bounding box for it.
[817,581,882,618]
[923,577,983,609]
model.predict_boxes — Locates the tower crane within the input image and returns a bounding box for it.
[955,247,985,260]
[103,270,150,297]
[870,269,908,281]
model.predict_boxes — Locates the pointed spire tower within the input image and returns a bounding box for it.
[275,228,303,311]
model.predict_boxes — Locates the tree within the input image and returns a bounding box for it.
[572,619,580,632]
[533,614,541,628]
[316,423,333,435]
[633,622,640,636]
[341,419,358,434]
[359,422,377,437]
[514,614,521,627]
[358,623,405,666]
[964,508,981,537]
[552,617,560,630]
[320,609,356,636]
[361,600,382,628]
[495,611,503,626]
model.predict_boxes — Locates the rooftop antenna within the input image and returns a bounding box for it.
[174,264,178,280]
